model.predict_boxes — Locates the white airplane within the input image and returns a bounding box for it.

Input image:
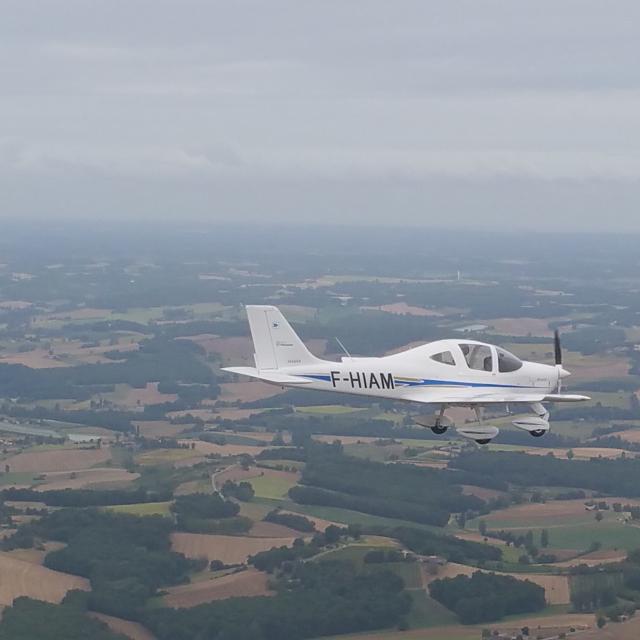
[223,305,590,444]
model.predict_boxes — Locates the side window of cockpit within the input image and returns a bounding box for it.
[459,344,493,371]
[497,348,523,373]
[431,351,455,366]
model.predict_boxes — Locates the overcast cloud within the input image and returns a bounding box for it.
[2,0,640,231]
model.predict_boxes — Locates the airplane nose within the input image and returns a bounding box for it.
[559,367,571,379]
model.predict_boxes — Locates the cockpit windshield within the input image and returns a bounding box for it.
[496,348,523,372]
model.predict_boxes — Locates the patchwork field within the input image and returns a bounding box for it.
[163,568,272,607]
[33,467,139,491]
[609,427,640,443]
[469,499,640,552]
[135,448,203,466]
[480,317,556,336]
[2,446,111,473]
[183,335,254,364]
[90,614,157,640]
[424,562,570,605]
[247,469,299,499]
[171,533,296,564]
[179,440,269,457]
[472,499,640,529]
[104,501,172,517]
[361,303,444,317]
[247,521,301,537]
[0,553,89,605]
[134,421,191,438]
[103,383,178,409]
[551,548,627,568]
[3,542,65,566]
[219,381,284,403]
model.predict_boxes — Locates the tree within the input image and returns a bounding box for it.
[478,520,487,536]
[324,525,342,545]
[540,529,549,548]
[595,512,604,522]
[597,615,606,629]
[566,449,574,460]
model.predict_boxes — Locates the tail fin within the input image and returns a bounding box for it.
[246,305,320,370]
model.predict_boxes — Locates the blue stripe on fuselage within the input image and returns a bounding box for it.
[298,374,533,389]
[393,378,530,389]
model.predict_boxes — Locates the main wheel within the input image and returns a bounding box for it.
[529,429,546,438]
[475,439,491,445]
[431,424,448,435]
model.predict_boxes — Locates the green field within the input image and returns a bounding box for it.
[470,511,609,530]
[257,459,305,471]
[135,449,199,466]
[316,545,388,567]
[467,518,640,553]
[296,405,366,415]
[104,501,172,517]
[406,591,458,628]
[343,442,405,462]
[367,561,423,589]
[0,472,39,487]
[248,474,298,499]
[543,522,640,551]
[279,501,442,533]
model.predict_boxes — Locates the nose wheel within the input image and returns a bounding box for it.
[431,424,448,435]
[529,429,546,438]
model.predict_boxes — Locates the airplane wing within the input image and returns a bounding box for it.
[401,388,589,405]
[221,366,314,385]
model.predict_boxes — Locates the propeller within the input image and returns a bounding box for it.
[554,329,570,392]
[554,329,562,366]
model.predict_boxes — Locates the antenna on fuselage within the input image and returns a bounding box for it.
[334,337,352,359]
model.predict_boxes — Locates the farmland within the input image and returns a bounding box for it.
[1,228,640,638]
[163,568,272,607]
[171,532,297,564]
[0,553,89,605]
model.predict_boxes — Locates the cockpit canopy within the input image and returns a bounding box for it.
[428,342,522,373]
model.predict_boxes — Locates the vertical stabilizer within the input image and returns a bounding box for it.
[246,305,320,370]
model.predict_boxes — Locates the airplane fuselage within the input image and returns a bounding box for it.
[271,343,558,405]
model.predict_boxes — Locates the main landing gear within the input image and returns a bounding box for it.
[431,406,449,435]
[414,407,453,435]
[415,404,552,445]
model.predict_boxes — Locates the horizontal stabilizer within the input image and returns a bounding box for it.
[221,366,313,385]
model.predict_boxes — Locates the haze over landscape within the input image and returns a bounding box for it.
[3,2,640,640]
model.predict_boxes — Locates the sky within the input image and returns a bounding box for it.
[2,0,640,231]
